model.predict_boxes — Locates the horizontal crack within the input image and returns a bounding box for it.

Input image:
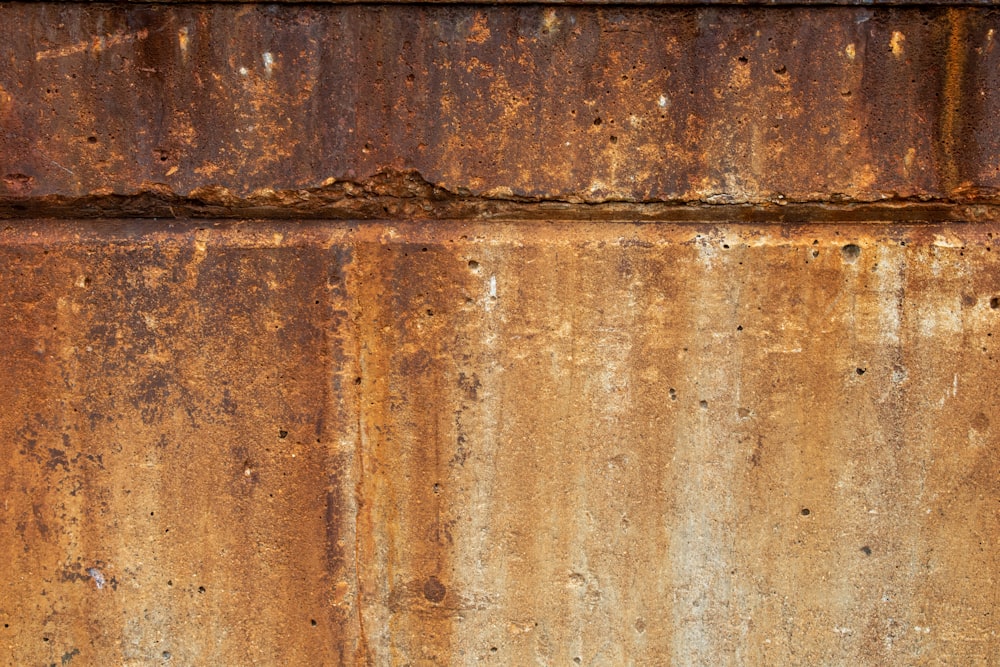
[2,170,999,223]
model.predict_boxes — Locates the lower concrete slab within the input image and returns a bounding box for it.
[1,220,998,664]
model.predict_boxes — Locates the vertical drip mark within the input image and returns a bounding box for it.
[348,247,372,665]
[353,362,370,665]
[939,9,967,193]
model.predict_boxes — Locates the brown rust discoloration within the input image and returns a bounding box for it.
[0,222,361,665]
[1,5,1000,204]
[4,0,1000,663]
[68,0,1000,5]
[938,9,968,193]
[3,219,1000,663]
[351,235,463,664]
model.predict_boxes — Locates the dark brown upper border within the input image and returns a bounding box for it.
[36,2,1000,5]
[1,4,998,205]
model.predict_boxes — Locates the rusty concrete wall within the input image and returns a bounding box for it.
[2,3,1000,667]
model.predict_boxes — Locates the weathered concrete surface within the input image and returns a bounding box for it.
[2,219,999,664]
[4,0,1000,664]
[0,222,361,665]
[2,5,1000,204]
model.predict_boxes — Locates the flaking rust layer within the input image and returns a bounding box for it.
[1,220,998,665]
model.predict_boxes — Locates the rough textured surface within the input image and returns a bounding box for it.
[4,1,1000,665]
[6,170,1000,223]
[2,5,1000,204]
[2,220,999,665]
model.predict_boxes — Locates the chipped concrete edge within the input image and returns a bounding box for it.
[2,170,1000,223]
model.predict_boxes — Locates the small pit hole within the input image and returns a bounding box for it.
[593,117,602,126]
[856,367,866,375]
[860,546,872,556]
[311,619,317,626]
[801,508,810,516]
[198,586,206,594]
[841,244,861,263]
[991,297,1000,310]
[87,136,97,144]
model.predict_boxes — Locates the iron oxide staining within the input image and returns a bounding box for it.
[422,576,447,603]
[1,6,1000,206]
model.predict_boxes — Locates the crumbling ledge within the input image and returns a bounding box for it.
[2,170,1000,223]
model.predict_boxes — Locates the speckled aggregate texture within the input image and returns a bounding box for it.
[1,2,1000,667]
[2,221,999,665]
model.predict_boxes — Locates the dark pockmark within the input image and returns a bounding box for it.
[423,575,446,603]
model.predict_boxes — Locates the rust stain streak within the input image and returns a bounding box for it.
[350,247,373,665]
[939,8,967,193]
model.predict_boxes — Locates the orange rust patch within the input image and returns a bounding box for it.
[2,220,1000,663]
